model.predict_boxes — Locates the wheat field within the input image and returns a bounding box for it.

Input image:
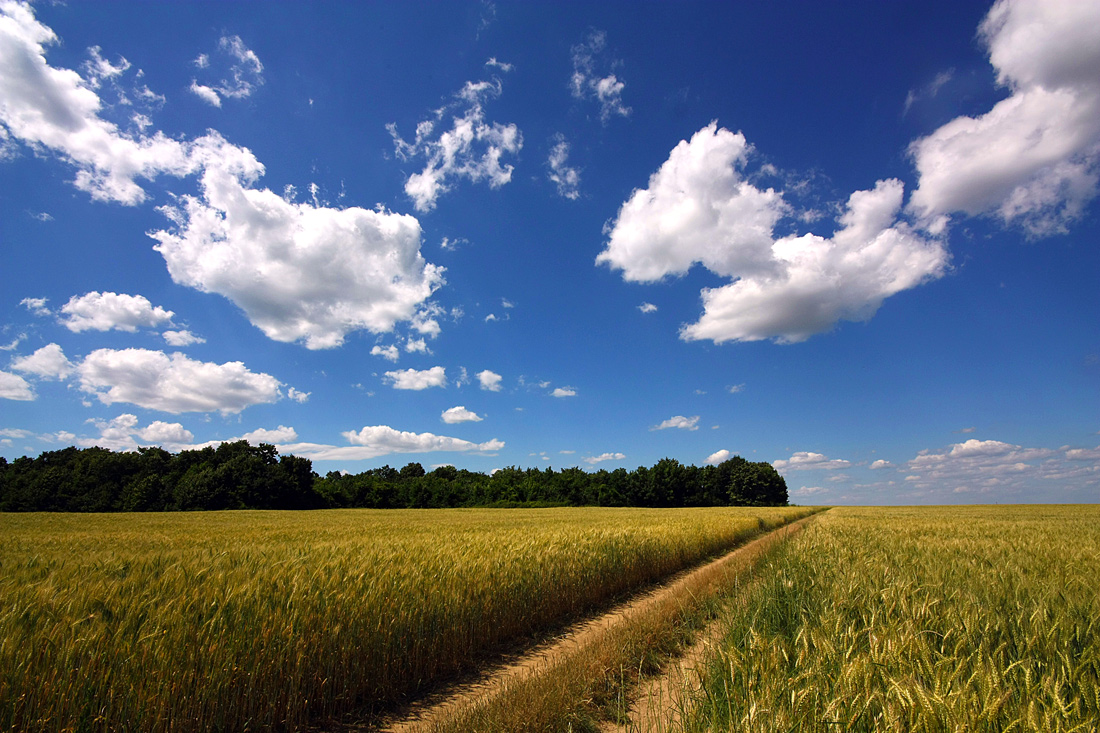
[682,505,1100,732]
[0,506,810,732]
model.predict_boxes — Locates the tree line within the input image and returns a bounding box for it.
[0,442,788,512]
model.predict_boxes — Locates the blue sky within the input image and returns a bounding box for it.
[2,0,1098,505]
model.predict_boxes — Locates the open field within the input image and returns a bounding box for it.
[0,506,811,732]
[671,506,1100,733]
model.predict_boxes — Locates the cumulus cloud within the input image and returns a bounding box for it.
[0,369,34,400]
[705,449,731,465]
[909,0,1100,236]
[441,405,483,424]
[9,343,72,379]
[1,6,445,350]
[384,366,447,390]
[291,424,504,461]
[551,386,576,398]
[652,415,700,431]
[371,344,400,362]
[20,297,50,316]
[870,459,893,469]
[547,134,580,199]
[163,329,205,346]
[901,438,1075,495]
[477,369,503,392]
[388,78,522,212]
[189,81,221,107]
[772,451,852,472]
[81,413,195,451]
[0,2,193,204]
[59,291,174,332]
[151,134,446,350]
[584,452,625,465]
[638,302,657,313]
[189,34,264,107]
[76,347,284,414]
[239,425,298,445]
[571,30,630,122]
[599,123,948,344]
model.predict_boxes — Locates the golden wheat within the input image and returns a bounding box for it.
[0,506,810,732]
[684,505,1100,732]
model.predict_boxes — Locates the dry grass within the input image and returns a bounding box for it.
[681,505,1100,732]
[0,506,810,732]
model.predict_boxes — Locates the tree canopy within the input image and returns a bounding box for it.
[0,445,787,512]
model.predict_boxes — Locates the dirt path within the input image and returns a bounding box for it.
[370,516,814,733]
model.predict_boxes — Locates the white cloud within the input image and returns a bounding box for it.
[371,344,400,362]
[652,415,700,431]
[239,425,298,445]
[0,369,34,400]
[9,343,72,380]
[384,366,446,390]
[638,302,657,313]
[405,337,429,354]
[485,57,513,73]
[1065,445,1100,461]
[189,81,222,107]
[584,452,625,465]
[20,297,50,316]
[547,134,580,199]
[477,369,503,392]
[901,437,1076,495]
[76,347,284,414]
[551,386,576,398]
[286,387,309,403]
[0,2,193,204]
[0,337,29,357]
[773,451,852,472]
[59,291,174,332]
[81,45,129,89]
[297,424,504,460]
[189,34,264,107]
[727,383,745,394]
[151,134,446,350]
[792,486,829,497]
[705,449,731,465]
[945,438,1019,458]
[388,78,522,212]
[909,0,1100,236]
[163,329,205,346]
[1,7,444,351]
[441,405,483,424]
[81,413,195,451]
[600,124,948,344]
[571,30,630,122]
[870,459,893,469]
[903,69,955,117]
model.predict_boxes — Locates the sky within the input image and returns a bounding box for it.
[1,0,1098,505]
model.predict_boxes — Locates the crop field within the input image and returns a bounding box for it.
[0,506,810,732]
[679,506,1100,733]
